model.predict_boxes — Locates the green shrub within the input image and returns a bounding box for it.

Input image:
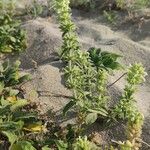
[0,0,16,15]
[0,14,26,54]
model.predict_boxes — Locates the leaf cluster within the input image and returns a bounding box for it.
[89,47,122,71]
[0,0,16,15]
[55,0,124,126]
[0,61,30,87]
[0,14,26,54]
[25,0,44,18]
[0,61,47,150]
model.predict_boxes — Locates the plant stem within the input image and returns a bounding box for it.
[107,72,127,88]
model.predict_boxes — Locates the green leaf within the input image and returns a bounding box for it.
[10,99,29,112]
[18,74,31,84]
[0,82,4,94]
[9,89,20,96]
[101,52,122,61]
[87,108,108,117]
[10,36,16,42]
[2,61,9,71]
[42,146,51,150]
[14,60,21,68]
[89,48,122,71]
[63,100,76,116]
[0,120,24,131]
[11,141,36,150]
[0,105,10,115]
[13,111,37,121]
[2,131,18,146]
[107,62,123,70]
[55,140,68,150]
[85,113,97,125]
[1,97,10,106]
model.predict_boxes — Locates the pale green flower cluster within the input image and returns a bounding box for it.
[127,63,147,85]
[73,136,98,150]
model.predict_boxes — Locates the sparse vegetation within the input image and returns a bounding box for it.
[103,10,117,25]
[55,0,147,149]
[0,0,149,149]
[70,0,90,7]
[25,0,44,18]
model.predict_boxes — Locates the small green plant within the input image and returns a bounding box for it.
[0,71,35,149]
[132,0,150,10]
[55,0,147,149]
[70,0,90,7]
[0,4,50,149]
[0,60,47,150]
[0,60,30,87]
[0,14,26,54]
[103,10,117,25]
[73,136,98,150]
[26,0,43,18]
[116,0,126,9]
[0,0,16,15]
[112,63,147,121]
[112,63,147,150]
[56,2,126,135]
